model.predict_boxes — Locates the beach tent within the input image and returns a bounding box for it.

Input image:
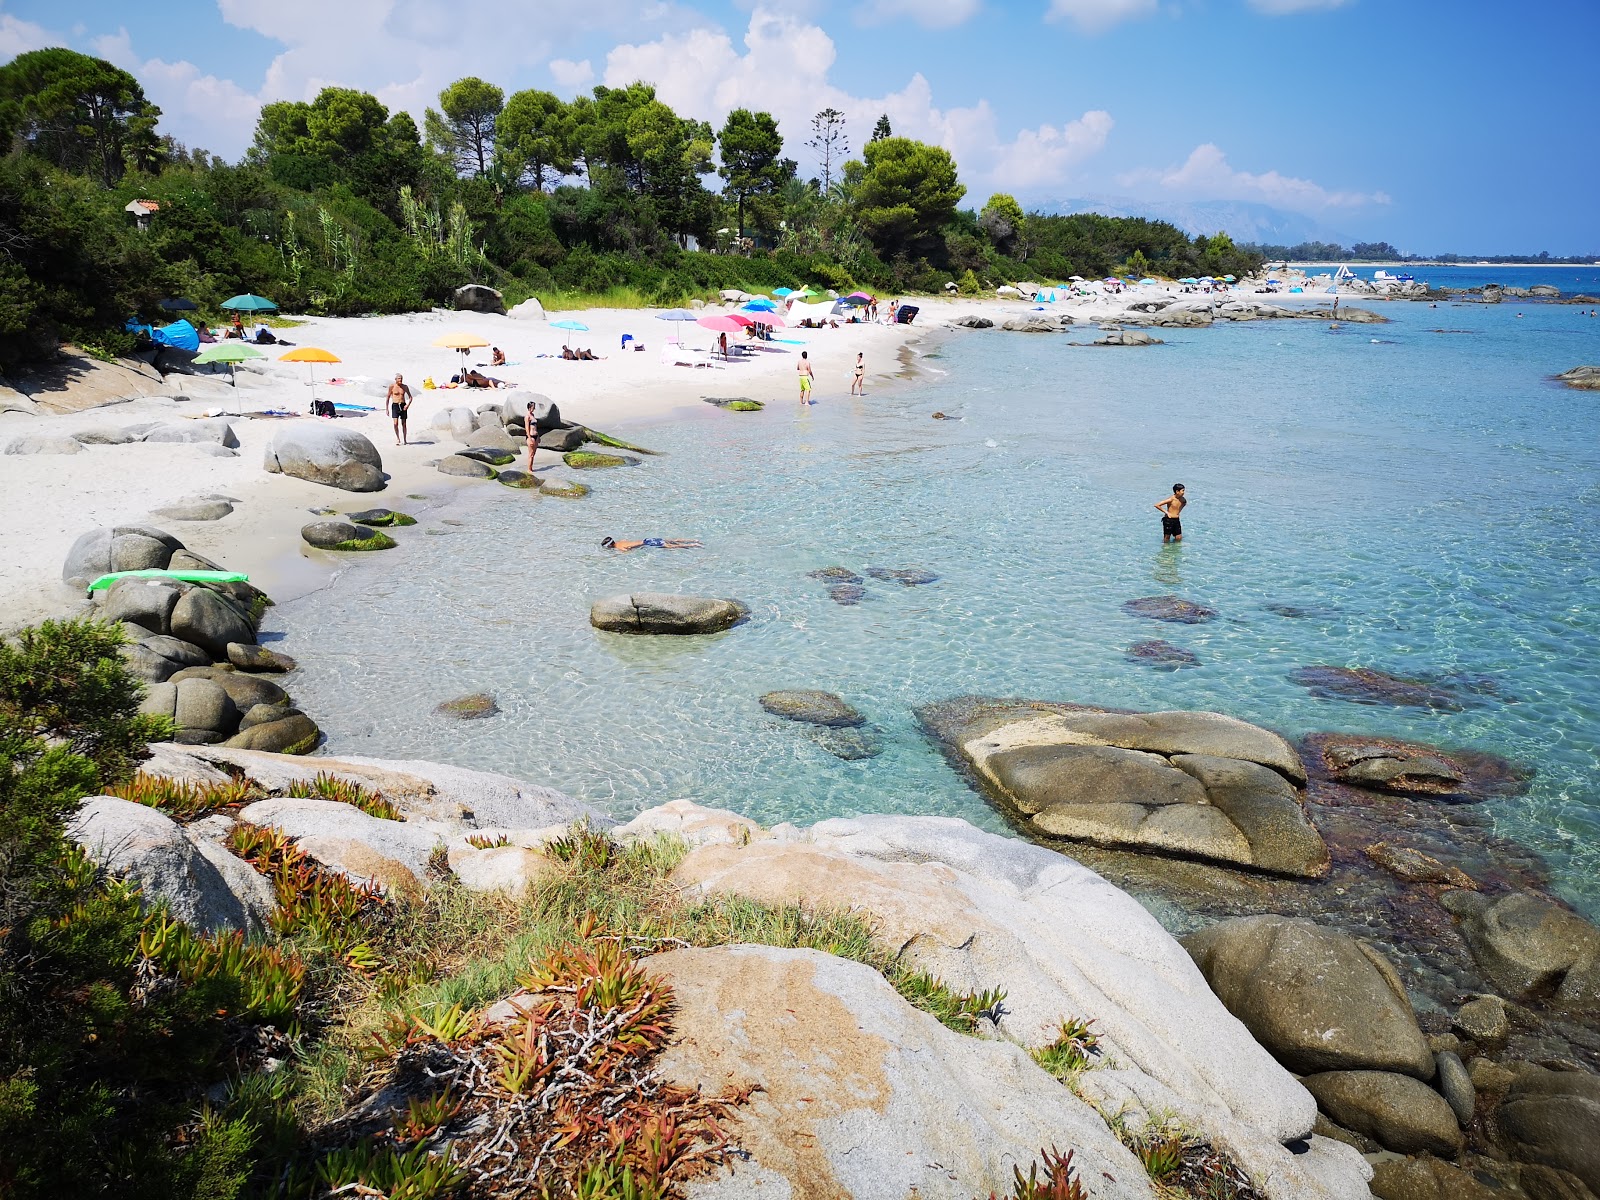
[280,346,339,405]
[156,319,200,352]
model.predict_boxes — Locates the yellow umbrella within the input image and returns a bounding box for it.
[433,331,490,379]
[280,346,341,406]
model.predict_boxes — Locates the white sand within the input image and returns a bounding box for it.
[0,284,1326,630]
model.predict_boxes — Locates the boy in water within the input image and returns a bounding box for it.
[1154,483,1187,543]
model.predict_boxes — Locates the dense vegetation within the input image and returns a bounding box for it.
[0,46,1264,369]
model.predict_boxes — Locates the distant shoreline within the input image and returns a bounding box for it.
[1289,261,1599,269]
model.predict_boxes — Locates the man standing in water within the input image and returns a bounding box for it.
[387,374,413,445]
[797,351,815,406]
[1155,483,1187,543]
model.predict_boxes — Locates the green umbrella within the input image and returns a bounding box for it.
[194,341,264,399]
[221,293,278,312]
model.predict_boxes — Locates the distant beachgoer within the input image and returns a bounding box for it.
[387,373,413,445]
[524,400,539,470]
[718,331,729,359]
[491,346,506,366]
[851,352,865,396]
[1155,483,1187,544]
[797,351,815,406]
[600,537,703,552]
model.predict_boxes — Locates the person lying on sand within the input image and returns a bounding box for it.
[463,369,507,388]
[560,347,606,361]
[599,537,703,553]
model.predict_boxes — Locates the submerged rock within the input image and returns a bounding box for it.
[807,566,863,584]
[1305,732,1531,801]
[918,697,1326,877]
[862,566,938,586]
[1122,594,1218,624]
[759,690,865,728]
[1289,666,1466,711]
[1126,639,1200,669]
[1362,842,1477,889]
[1496,1065,1600,1194]
[826,583,866,606]
[435,693,499,720]
[590,593,747,635]
[538,478,589,499]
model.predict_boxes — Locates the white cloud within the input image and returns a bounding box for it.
[0,11,54,57]
[1122,143,1389,211]
[1247,0,1354,12]
[1045,0,1159,34]
[858,0,983,30]
[603,12,1111,192]
[91,30,262,155]
[549,58,594,89]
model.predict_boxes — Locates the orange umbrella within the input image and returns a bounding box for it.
[280,346,340,405]
[432,331,490,379]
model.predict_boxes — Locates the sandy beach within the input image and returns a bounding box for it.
[0,282,1344,630]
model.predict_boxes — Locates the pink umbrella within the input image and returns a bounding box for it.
[746,311,786,328]
[696,313,747,332]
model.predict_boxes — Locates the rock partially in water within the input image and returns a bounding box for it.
[301,520,396,551]
[806,726,883,760]
[759,690,865,728]
[1127,639,1201,669]
[1290,666,1467,711]
[227,642,297,673]
[435,692,499,720]
[457,446,516,466]
[590,593,747,635]
[1122,594,1218,624]
[826,583,866,606]
[1496,1066,1600,1196]
[1363,842,1478,889]
[564,451,635,469]
[918,697,1325,877]
[1555,365,1600,391]
[538,478,590,499]
[1441,891,1600,1010]
[344,508,416,527]
[807,566,863,584]
[437,453,496,479]
[1304,734,1532,804]
[494,469,537,488]
[1300,1071,1462,1156]
[863,566,938,586]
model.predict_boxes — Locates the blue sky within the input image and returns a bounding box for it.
[3,0,1595,253]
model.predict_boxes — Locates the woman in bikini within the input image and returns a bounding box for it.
[525,400,539,470]
[851,352,865,396]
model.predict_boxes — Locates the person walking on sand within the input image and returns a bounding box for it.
[851,352,865,395]
[387,374,413,445]
[524,400,540,471]
[1154,483,1187,543]
[797,351,816,406]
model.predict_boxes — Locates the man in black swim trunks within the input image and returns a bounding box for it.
[387,373,413,445]
[1154,483,1187,543]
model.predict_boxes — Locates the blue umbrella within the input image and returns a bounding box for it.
[220,293,277,312]
[742,297,777,311]
[771,287,794,297]
[655,309,698,322]
[551,318,589,349]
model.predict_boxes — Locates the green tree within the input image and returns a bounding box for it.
[717,108,792,239]
[496,89,576,191]
[849,136,964,259]
[978,192,1026,256]
[250,89,422,207]
[807,107,848,194]
[0,48,162,186]
[870,113,892,143]
[424,76,504,177]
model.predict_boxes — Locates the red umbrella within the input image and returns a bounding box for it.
[696,313,747,332]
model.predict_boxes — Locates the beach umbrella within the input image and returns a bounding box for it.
[193,341,263,400]
[221,293,278,313]
[697,313,746,332]
[771,287,794,297]
[1179,277,1198,284]
[160,297,199,312]
[1139,277,1158,285]
[1198,276,1216,283]
[791,286,816,298]
[550,318,589,350]
[838,294,869,307]
[1068,275,1084,282]
[655,309,698,322]
[847,291,873,300]
[742,297,777,311]
[280,346,339,405]
[434,330,491,375]
[1222,274,1236,282]
[744,310,787,328]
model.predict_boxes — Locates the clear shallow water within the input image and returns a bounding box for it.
[273,299,1600,914]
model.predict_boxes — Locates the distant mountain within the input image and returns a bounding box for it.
[1029,196,1357,247]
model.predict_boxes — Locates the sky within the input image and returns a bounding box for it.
[3,0,1596,254]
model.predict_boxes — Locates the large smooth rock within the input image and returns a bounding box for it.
[61,523,183,588]
[70,426,135,445]
[239,797,437,893]
[453,283,505,314]
[643,805,1372,1198]
[170,587,256,660]
[300,520,394,550]
[1444,891,1600,1009]
[68,796,274,934]
[149,498,234,522]
[1301,1071,1462,1156]
[759,690,865,727]
[263,425,385,492]
[227,643,296,673]
[141,418,239,447]
[922,699,1324,876]
[1183,915,1436,1078]
[221,714,320,754]
[507,296,545,321]
[436,453,495,478]
[651,946,1154,1200]
[168,666,288,712]
[1497,1066,1600,1194]
[102,577,184,634]
[1369,1155,1502,1200]
[4,433,83,455]
[172,676,239,742]
[590,592,747,634]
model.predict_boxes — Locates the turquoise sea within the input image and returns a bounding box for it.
[273,294,1600,916]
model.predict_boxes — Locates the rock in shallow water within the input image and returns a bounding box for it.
[1305,732,1530,801]
[1126,639,1200,668]
[435,692,499,719]
[759,689,864,728]
[863,565,938,586]
[590,593,747,634]
[807,565,863,584]
[1290,666,1467,711]
[1122,594,1218,623]
[826,583,866,606]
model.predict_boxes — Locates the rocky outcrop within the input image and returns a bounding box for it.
[264,425,385,492]
[1442,891,1600,1009]
[953,315,994,329]
[4,433,84,455]
[1290,666,1466,710]
[1093,329,1162,346]
[141,418,239,447]
[651,945,1155,1200]
[1368,1155,1502,1200]
[590,593,747,634]
[68,796,275,933]
[61,523,184,588]
[1301,1072,1461,1156]
[1183,916,1436,1078]
[758,690,863,727]
[1496,1065,1600,1195]
[1557,366,1600,391]
[631,803,1370,1199]
[918,698,1326,876]
[1,347,167,414]
[453,283,505,314]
